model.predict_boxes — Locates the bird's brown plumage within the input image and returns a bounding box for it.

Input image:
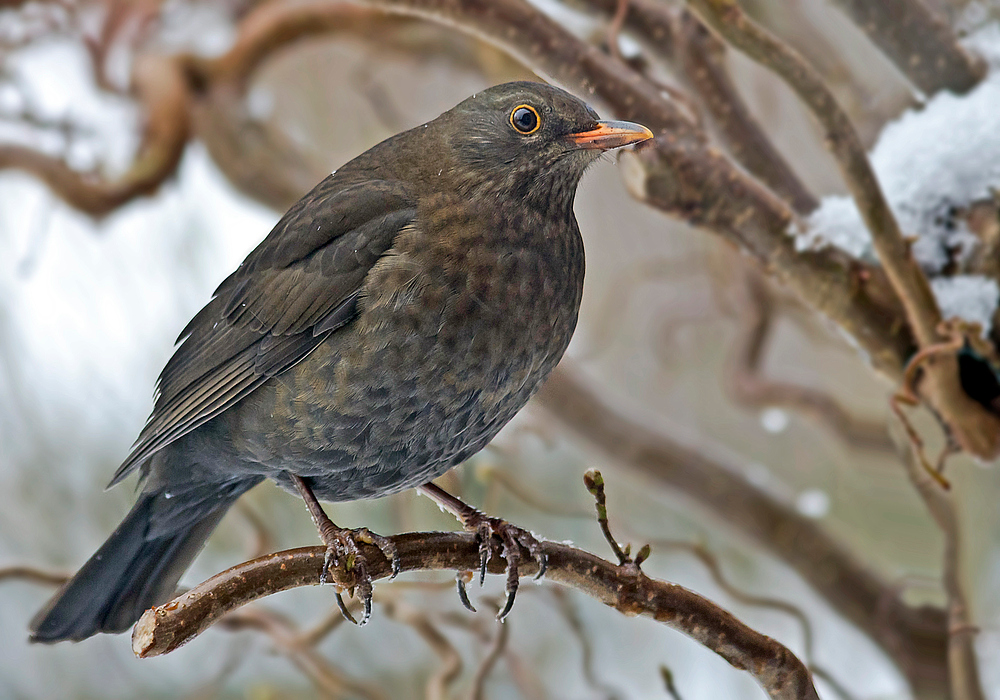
[32,81,652,643]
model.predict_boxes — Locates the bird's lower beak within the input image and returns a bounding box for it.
[566,120,654,150]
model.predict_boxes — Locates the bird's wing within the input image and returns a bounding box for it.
[110,178,416,485]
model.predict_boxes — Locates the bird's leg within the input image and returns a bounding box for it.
[289,474,400,626]
[418,482,547,621]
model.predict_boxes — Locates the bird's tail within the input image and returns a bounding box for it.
[30,478,260,643]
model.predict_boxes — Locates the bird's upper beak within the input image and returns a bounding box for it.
[565,120,654,150]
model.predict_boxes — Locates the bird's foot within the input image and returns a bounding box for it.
[289,473,399,626]
[464,513,547,621]
[315,522,399,626]
[417,482,547,620]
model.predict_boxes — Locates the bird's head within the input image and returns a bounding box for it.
[430,81,653,203]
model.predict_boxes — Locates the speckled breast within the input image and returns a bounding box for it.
[235,199,585,501]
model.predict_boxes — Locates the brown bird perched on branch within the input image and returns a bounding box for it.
[30,81,652,642]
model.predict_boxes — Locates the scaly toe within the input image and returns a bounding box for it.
[363,529,401,579]
[462,515,545,619]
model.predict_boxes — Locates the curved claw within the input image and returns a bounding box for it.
[456,573,477,613]
[533,553,548,581]
[335,591,359,625]
[456,509,547,620]
[354,565,374,627]
[478,538,491,587]
[358,590,373,627]
[497,588,517,622]
[314,524,391,626]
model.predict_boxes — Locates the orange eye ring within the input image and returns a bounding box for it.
[509,104,541,134]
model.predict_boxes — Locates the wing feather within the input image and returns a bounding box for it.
[110,177,416,485]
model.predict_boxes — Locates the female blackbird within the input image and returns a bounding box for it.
[31,81,652,642]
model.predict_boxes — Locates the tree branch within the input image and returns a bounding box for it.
[0,53,189,217]
[829,0,985,96]
[671,8,818,215]
[132,533,819,699]
[573,0,818,215]
[346,0,918,385]
[687,0,1000,459]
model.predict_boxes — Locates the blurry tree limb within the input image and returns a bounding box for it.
[132,534,820,699]
[643,537,816,662]
[534,364,948,697]
[643,536,857,699]
[0,53,189,216]
[727,265,895,453]
[0,565,68,586]
[573,0,818,215]
[548,587,624,699]
[619,141,911,377]
[580,256,709,361]
[382,598,463,700]
[672,8,817,215]
[467,610,509,700]
[219,606,389,700]
[359,0,700,136]
[828,0,985,95]
[181,1,382,90]
[901,448,986,700]
[235,501,277,559]
[687,0,1000,460]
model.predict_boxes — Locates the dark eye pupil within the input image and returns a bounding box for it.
[512,107,538,133]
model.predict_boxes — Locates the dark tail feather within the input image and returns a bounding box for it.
[30,480,258,643]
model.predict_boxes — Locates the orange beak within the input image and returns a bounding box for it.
[565,120,654,150]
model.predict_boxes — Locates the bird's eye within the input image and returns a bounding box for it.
[510,105,540,134]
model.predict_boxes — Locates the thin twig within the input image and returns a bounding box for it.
[900,448,986,700]
[583,469,629,565]
[0,565,68,586]
[660,666,684,700]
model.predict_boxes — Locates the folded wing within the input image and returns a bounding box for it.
[110,178,416,485]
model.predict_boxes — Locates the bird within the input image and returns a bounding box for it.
[30,81,653,642]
